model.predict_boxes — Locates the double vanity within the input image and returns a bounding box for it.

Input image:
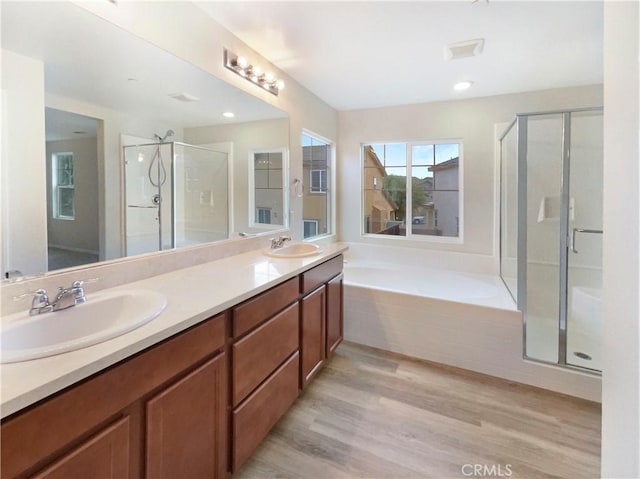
[0,243,346,478]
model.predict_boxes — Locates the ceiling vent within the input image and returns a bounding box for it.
[445,38,485,60]
[169,92,200,102]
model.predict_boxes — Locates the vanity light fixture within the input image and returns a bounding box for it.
[454,81,474,91]
[224,49,285,96]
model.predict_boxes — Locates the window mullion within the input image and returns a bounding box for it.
[406,143,412,237]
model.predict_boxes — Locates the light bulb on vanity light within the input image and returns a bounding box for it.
[224,49,283,96]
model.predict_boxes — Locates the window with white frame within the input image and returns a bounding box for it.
[362,141,461,239]
[52,152,75,220]
[302,132,333,238]
[310,169,327,193]
[256,207,272,224]
[303,219,319,239]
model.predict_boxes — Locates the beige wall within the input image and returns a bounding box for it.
[338,84,603,255]
[46,137,99,254]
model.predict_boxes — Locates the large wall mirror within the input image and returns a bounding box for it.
[1,1,289,279]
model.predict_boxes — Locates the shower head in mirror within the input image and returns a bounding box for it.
[154,130,175,142]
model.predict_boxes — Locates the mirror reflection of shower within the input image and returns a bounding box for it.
[123,135,229,257]
[147,130,173,251]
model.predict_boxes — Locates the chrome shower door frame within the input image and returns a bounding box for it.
[500,107,603,373]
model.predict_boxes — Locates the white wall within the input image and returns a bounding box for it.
[337,85,603,256]
[0,50,47,277]
[601,2,640,477]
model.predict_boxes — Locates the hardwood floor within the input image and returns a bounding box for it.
[235,342,601,479]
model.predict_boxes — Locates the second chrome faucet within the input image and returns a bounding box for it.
[270,235,292,249]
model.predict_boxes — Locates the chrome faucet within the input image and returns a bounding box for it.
[270,235,292,249]
[50,280,88,312]
[16,280,93,316]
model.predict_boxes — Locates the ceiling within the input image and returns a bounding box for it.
[196,1,604,111]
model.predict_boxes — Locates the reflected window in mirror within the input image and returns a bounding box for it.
[302,132,334,239]
[52,152,75,220]
[249,148,289,229]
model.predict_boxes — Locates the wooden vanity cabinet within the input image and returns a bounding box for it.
[1,253,345,478]
[230,279,300,472]
[300,286,326,387]
[300,255,344,388]
[0,312,227,479]
[325,273,344,359]
[30,417,131,479]
[145,353,227,479]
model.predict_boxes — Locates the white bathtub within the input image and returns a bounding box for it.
[341,243,601,402]
[344,262,515,309]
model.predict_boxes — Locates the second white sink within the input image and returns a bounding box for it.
[1,289,167,363]
[264,242,322,258]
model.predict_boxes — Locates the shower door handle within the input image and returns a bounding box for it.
[571,228,603,253]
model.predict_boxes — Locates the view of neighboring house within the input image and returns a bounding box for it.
[429,157,459,237]
[363,147,459,237]
[362,145,398,234]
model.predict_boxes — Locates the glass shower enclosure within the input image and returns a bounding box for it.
[123,141,228,256]
[499,108,603,373]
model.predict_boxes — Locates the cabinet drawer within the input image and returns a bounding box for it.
[301,254,343,295]
[232,303,299,406]
[232,277,299,338]
[232,352,299,472]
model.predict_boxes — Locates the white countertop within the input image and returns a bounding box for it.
[0,243,348,419]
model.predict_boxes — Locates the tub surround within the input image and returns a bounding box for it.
[342,243,602,402]
[0,242,347,419]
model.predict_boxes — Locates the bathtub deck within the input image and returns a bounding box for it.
[235,342,601,479]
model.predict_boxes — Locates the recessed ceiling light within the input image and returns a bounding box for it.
[222,112,235,118]
[454,81,474,91]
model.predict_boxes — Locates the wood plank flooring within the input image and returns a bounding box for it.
[235,342,601,479]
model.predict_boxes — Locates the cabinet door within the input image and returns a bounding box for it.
[326,273,344,359]
[300,286,326,388]
[32,417,130,479]
[146,353,227,479]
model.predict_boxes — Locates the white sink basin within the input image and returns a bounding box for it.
[264,242,322,258]
[1,289,167,363]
